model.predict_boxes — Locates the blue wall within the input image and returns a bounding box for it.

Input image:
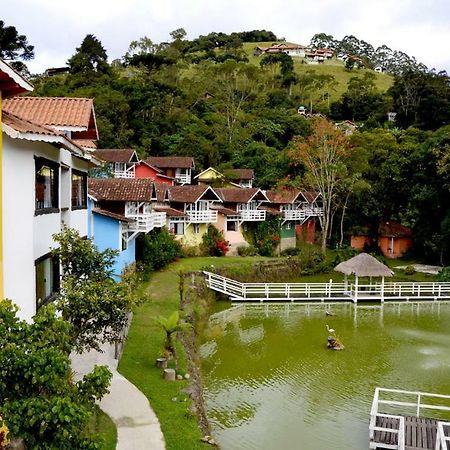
[88,200,136,279]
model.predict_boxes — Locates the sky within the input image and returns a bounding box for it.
[2,0,450,74]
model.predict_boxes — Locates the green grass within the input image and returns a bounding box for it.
[91,407,117,450]
[118,256,270,450]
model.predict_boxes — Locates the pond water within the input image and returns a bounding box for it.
[200,302,450,450]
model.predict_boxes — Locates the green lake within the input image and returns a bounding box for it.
[200,302,450,450]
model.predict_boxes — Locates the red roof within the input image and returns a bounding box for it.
[3,96,97,134]
[378,222,412,238]
[266,189,301,204]
[169,185,220,203]
[93,149,138,163]
[146,156,194,169]
[153,206,185,217]
[88,178,153,202]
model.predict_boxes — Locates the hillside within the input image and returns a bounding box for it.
[242,42,394,103]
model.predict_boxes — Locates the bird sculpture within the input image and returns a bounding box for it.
[326,324,336,336]
[325,310,335,316]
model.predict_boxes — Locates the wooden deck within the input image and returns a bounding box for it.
[373,415,441,449]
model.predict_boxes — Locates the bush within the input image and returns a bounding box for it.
[404,265,416,275]
[243,215,281,257]
[332,246,358,265]
[137,227,183,274]
[201,225,230,256]
[181,244,201,257]
[280,247,300,257]
[237,245,258,256]
[437,266,450,281]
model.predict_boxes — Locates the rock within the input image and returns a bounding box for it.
[163,368,176,381]
[184,373,191,380]
[7,439,26,450]
[177,374,183,380]
[156,357,167,369]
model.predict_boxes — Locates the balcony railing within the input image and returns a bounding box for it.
[175,174,191,185]
[186,210,217,223]
[283,206,323,221]
[239,210,266,221]
[126,212,166,232]
[114,167,135,179]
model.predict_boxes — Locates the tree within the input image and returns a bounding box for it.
[52,227,139,352]
[0,20,34,61]
[0,301,111,449]
[290,118,351,252]
[68,34,109,74]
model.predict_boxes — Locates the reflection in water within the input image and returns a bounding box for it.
[201,302,450,450]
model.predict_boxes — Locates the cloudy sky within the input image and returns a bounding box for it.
[3,0,450,73]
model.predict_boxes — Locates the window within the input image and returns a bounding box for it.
[35,254,60,310]
[171,221,185,236]
[35,157,59,213]
[71,170,87,209]
[227,220,237,232]
[193,223,200,234]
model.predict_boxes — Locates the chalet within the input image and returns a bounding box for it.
[133,160,175,184]
[93,148,139,178]
[214,188,269,253]
[335,120,358,136]
[166,185,222,245]
[254,43,308,58]
[224,169,255,188]
[1,60,99,320]
[146,156,194,185]
[378,221,413,259]
[3,96,99,151]
[87,178,167,277]
[266,189,323,249]
[195,167,226,186]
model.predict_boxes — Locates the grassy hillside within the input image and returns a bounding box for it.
[242,41,394,103]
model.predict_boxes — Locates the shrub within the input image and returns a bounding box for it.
[181,244,201,257]
[404,265,416,275]
[243,215,281,257]
[137,227,183,273]
[280,247,300,257]
[201,225,230,256]
[437,266,450,281]
[237,245,258,256]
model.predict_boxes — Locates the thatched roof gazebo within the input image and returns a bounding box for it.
[334,253,394,302]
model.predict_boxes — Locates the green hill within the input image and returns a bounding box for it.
[242,42,394,103]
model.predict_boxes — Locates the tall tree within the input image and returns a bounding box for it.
[68,34,109,74]
[0,20,34,61]
[290,118,351,252]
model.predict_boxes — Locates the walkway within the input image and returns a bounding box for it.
[71,342,165,450]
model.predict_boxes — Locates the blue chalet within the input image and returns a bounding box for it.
[88,178,166,279]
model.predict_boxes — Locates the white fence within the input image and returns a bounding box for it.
[203,271,450,302]
[283,206,324,222]
[239,210,266,221]
[187,210,218,223]
[369,387,450,450]
[126,212,166,232]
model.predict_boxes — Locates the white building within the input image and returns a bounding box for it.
[1,60,99,320]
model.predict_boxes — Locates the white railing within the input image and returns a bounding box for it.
[239,210,266,221]
[203,272,450,302]
[283,206,324,221]
[186,210,217,223]
[114,165,135,179]
[126,212,166,232]
[175,174,191,185]
[436,421,450,450]
[369,388,450,450]
[203,271,346,301]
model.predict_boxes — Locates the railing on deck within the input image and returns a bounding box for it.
[369,388,450,450]
[436,421,450,450]
[126,212,166,232]
[186,210,217,223]
[239,210,266,221]
[351,282,450,299]
[283,206,324,221]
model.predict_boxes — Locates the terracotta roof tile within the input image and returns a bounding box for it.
[266,189,301,204]
[88,178,153,202]
[224,169,254,180]
[73,139,97,149]
[213,206,239,216]
[92,208,133,222]
[153,182,170,202]
[146,156,194,169]
[2,110,65,136]
[169,185,220,203]
[153,206,185,217]
[3,96,94,129]
[215,188,267,203]
[378,221,412,238]
[93,149,137,163]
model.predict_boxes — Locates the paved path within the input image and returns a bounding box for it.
[395,264,442,275]
[71,342,165,450]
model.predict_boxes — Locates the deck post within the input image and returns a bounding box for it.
[354,276,359,303]
[344,274,348,294]
[381,276,385,303]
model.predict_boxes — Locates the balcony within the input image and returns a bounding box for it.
[186,210,217,223]
[114,168,135,179]
[126,212,166,233]
[175,174,191,185]
[283,207,323,221]
[239,210,266,221]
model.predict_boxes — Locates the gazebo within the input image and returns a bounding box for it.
[334,253,394,303]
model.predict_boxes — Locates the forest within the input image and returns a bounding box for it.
[3,23,450,263]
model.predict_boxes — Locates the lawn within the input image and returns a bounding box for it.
[118,256,270,450]
[91,407,117,450]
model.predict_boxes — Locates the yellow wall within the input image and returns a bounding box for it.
[181,223,209,246]
[198,168,221,182]
[0,92,3,298]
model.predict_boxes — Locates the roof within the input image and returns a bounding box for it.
[378,222,412,238]
[0,59,33,97]
[73,139,97,150]
[152,182,170,203]
[262,206,284,216]
[300,191,321,203]
[224,169,254,180]
[215,188,268,203]
[146,156,194,169]
[88,178,153,202]
[334,253,394,277]
[212,206,239,216]
[266,189,301,204]
[3,97,97,136]
[194,167,223,180]
[92,208,132,223]
[153,206,185,217]
[2,111,91,161]
[93,149,138,163]
[169,185,221,203]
